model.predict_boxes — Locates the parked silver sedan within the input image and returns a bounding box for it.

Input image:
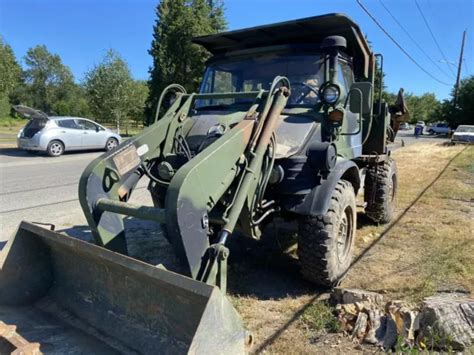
[15,106,121,157]
[451,125,474,144]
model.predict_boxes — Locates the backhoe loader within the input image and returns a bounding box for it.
[1,13,398,354]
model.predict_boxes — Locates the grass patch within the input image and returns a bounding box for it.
[224,142,472,354]
[0,116,27,128]
[300,301,340,333]
[0,116,27,139]
[344,144,474,302]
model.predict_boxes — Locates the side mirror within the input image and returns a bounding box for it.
[348,82,373,114]
[96,126,100,132]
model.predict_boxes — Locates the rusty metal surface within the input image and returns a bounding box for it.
[0,222,246,353]
[0,305,124,354]
[0,321,42,355]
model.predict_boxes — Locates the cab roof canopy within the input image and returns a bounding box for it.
[193,13,373,79]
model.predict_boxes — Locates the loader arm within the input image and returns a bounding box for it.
[165,118,256,278]
[79,90,262,252]
[79,78,284,278]
[79,92,193,253]
[79,77,290,286]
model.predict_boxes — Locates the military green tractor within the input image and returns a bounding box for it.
[1,14,397,353]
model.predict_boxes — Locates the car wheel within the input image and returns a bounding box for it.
[297,180,356,287]
[47,140,64,157]
[428,129,434,135]
[105,137,118,151]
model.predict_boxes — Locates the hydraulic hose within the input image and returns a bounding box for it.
[154,84,187,122]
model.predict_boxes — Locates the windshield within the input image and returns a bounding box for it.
[456,126,474,133]
[198,53,324,108]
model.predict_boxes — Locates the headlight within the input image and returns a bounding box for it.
[320,84,341,104]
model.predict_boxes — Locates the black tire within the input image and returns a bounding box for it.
[364,158,397,224]
[297,180,356,287]
[47,140,64,157]
[428,129,434,135]
[105,137,118,151]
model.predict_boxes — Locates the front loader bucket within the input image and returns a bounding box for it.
[0,222,246,354]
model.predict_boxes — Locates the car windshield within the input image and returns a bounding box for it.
[198,53,324,108]
[456,126,474,133]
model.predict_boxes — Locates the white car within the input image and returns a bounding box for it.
[452,125,474,144]
[427,123,451,135]
[15,105,122,157]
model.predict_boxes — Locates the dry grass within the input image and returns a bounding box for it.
[343,142,473,301]
[229,142,473,353]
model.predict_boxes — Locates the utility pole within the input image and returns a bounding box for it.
[454,30,466,105]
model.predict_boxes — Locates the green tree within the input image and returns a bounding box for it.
[147,0,226,121]
[22,45,76,113]
[453,76,474,126]
[404,92,440,123]
[0,37,23,117]
[85,50,147,133]
[52,85,91,117]
[436,76,474,127]
[127,80,149,127]
[208,0,227,34]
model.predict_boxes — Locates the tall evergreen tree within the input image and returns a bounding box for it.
[0,37,22,117]
[146,0,226,120]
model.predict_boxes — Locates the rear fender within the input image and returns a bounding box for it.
[289,160,360,217]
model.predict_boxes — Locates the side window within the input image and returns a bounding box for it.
[76,119,98,130]
[337,60,354,96]
[199,70,237,107]
[58,119,79,129]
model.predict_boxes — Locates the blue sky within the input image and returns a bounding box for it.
[1,0,472,100]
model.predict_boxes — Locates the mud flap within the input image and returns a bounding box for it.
[0,222,246,354]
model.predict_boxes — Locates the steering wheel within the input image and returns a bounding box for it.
[290,82,319,104]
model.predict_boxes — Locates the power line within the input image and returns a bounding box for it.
[378,0,454,80]
[414,0,457,77]
[355,0,452,86]
[463,58,470,76]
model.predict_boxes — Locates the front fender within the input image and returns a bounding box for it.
[283,160,360,217]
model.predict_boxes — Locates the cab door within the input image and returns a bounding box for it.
[337,60,362,158]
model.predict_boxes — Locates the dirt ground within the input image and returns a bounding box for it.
[223,141,473,354]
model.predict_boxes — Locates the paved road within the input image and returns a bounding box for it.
[0,129,447,243]
[0,149,151,243]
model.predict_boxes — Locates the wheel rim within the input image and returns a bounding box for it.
[107,139,117,150]
[336,206,353,263]
[50,142,62,155]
